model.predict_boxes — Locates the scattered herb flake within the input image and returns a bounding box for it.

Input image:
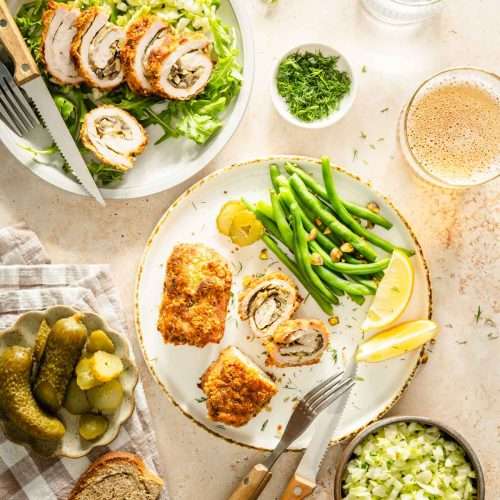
[361,65,367,73]
[355,376,365,382]
[353,148,358,161]
[360,131,367,139]
[260,419,269,431]
[474,306,482,323]
[380,107,389,113]
[195,396,208,403]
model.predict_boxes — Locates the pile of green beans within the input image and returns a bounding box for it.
[243,157,414,314]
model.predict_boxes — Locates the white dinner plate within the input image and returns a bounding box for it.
[135,156,432,450]
[2,0,254,199]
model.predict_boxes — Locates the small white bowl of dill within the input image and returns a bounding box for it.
[271,43,357,128]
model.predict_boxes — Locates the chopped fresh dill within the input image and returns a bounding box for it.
[260,419,269,431]
[276,51,351,122]
[380,107,389,113]
[360,131,367,139]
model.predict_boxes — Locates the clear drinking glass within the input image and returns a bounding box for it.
[399,68,500,188]
[361,0,444,24]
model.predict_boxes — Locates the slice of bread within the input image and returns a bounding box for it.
[68,451,164,500]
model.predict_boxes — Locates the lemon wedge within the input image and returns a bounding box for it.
[362,249,414,332]
[356,320,438,362]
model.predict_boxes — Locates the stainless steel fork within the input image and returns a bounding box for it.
[0,61,39,136]
[228,371,355,500]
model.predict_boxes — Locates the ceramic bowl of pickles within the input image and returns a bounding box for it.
[0,305,138,457]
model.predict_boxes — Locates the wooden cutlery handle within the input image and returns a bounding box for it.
[228,463,272,500]
[0,0,39,84]
[281,474,316,500]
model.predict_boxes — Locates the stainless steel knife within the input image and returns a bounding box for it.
[0,0,105,205]
[280,356,358,500]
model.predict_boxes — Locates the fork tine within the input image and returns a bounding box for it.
[0,82,29,135]
[0,97,22,136]
[1,78,32,131]
[312,379,355,414]
[4,74,39,126]
[306,373,348,408]
[310,377,354,412]
[302,371,344,403]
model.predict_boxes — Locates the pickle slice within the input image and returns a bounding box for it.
[216,201,246,236]
[229,209,264,246]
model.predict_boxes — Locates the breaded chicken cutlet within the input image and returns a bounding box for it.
[199,346,278,427]
[157,243,232,347]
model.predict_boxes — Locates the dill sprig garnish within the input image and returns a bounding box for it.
[276,51,351,122]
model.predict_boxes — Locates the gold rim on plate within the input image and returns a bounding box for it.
[134,155,433,451]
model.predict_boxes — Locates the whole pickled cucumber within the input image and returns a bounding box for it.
[34,313,88,412]
[0,346,65,441]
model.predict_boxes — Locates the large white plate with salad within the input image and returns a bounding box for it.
[2,0,253,199]
[135,156,432,450]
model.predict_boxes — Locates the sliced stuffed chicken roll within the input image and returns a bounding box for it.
[147,32,213,100]
[81,105,147,171]
[122,16,174,95]
[41,2,82,85]
[265,319,330,368]
[238,272,300,338]
[71,7,124,90]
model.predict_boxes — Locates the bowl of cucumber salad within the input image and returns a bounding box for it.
[335,415,485,500]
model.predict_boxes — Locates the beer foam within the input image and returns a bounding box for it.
[406,70,500,186]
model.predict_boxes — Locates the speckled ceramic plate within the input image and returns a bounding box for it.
[1,0,253,199]
[0,305,139,458]
[135,156,432,450]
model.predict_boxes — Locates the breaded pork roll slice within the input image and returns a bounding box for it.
[238,272,300,339]
[81,105,147,171]
[41,1,82,85]
[157,243,232,347]
[199,346,278,427]
[265,319,330,368]
[147,31,213,100]
[121,16,174,95]
[71,7,125,90]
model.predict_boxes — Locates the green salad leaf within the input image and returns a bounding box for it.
[15,0,242,186]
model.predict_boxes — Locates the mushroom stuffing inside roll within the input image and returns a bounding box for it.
[238,272,301,338]
[71,7,124,90]
[147,32,213,100]
[122,16,175,96]
[41,2,82,85]
[80,105,147,171]
[265,319,330,368]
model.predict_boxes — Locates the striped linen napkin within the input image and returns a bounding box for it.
[0,223,168,500]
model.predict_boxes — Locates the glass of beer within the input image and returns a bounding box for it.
[399,68,500,188]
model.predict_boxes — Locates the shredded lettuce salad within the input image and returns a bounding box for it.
[15,0,242,185]
[342,422,477,499]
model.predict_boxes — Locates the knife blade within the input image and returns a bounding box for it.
[21,78,105,205]
[281,357,358,500]
[0,0,104,205]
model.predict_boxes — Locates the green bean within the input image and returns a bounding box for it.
[291,206,339,303]
[271,191,293,248]
[244,198,336,312]
[347,274,378,293]
[321,157,414,256]
[289,174,379,262]
[269,164,282,192]
[349,294,365,305]
[261,235,333,314]
[284,162,393,230]
[309,240,390,275]
[315,266,374,296]
[255,200,274,220]
[279,189,335,252]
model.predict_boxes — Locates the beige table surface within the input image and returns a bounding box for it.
[0,0,499,498]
